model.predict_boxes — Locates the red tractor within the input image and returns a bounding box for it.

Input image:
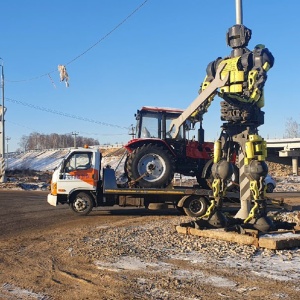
[124,106,214,189]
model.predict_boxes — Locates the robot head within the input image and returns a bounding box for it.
[226,24,252,49]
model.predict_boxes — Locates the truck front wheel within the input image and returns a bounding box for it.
[126,144,175,188]
[70,192,94,215]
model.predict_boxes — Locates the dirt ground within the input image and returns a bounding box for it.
[0,191,300,300]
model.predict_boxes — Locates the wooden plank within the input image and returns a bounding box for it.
[175,226,258,247]
[283,203,300,211]
[176,226,300,250]
[259,233,300,250]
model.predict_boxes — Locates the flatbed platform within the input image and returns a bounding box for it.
[103,167,238,197]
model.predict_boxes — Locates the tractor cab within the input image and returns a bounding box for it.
[134,106,187,140]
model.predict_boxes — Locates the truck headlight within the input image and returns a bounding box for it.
[51,182,57,196]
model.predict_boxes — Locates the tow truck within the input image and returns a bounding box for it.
[47,145,238,217]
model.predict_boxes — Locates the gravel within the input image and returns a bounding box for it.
[71,212,300,283]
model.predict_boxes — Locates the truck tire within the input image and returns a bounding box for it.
[183,195,208,217]
[126,144,175,188]
[70,192,93,216]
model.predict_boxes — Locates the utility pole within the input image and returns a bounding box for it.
[6,136,10,170]
[0,58,6,182]
[235,0,243,24]
[71,132,79,148]
[233,0,252,220]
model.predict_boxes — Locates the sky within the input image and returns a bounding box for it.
[1,0,300,152]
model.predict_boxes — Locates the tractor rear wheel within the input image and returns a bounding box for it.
[126,144,175,188]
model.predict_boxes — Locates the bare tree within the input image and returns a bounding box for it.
[284,118,300,138]
[18,133,100,150]
[18,135,29,151]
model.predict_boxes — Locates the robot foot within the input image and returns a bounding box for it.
[207,210,227,228]
[180,211,227,229]
[249,215,275,232]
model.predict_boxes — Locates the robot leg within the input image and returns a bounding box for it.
[243,134,274,231]
[199,139,234,227]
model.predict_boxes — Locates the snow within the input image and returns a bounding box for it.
[95,256,237,288]
[7,148,126,173]
[7,149,70,172]
[0,283,49,300]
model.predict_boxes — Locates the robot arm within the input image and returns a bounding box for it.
[191,58,223,122]
[169,63,228,138]
[247,45,274,106]
[200,57,223,94]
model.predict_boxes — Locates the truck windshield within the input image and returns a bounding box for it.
[64,152,92,172]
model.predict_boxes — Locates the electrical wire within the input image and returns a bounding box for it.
[6,120,37,132]
[6,0,149,83]
[6,97,129,130]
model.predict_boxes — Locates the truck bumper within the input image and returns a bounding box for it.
[47,194,58,206]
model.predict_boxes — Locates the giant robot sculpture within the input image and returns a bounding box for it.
[198,24,274,231]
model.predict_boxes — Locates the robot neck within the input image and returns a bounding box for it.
[230,48,250,57]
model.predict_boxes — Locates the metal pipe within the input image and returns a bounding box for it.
[0,58,5,182]
[6,137,10,170]
[1,60,4,155]
[235,0,243,24]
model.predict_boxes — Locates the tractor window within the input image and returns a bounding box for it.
[140,115,160,138]
[138,109,183,139]
[64,152,92,172]
[166,118,184,140]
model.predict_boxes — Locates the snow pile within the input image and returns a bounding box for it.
[8,149,70,172]
[7,147,126,173]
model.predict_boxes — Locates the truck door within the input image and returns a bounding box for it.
[59,151,98,192]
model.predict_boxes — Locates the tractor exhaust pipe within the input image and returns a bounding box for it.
[198,123,204,145]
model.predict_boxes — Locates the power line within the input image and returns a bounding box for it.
[66,0,149,67]
[6,120,37,131]
[6,97,129,130]
[6,0,150,83]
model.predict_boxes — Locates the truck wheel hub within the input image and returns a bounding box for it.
[189,199,203,213]
[74,198,87,210]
